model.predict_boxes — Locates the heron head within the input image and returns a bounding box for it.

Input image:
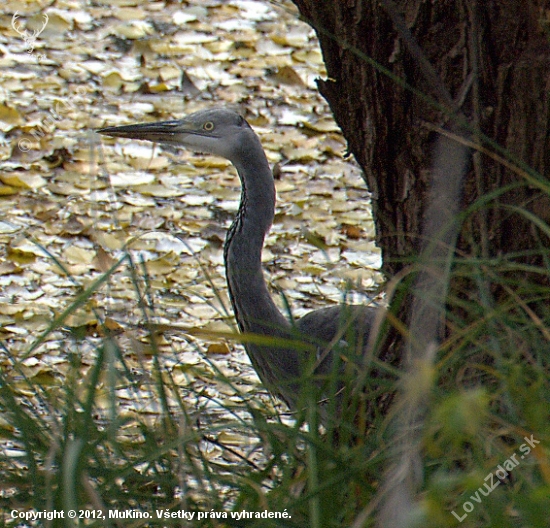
[97,108,253,163]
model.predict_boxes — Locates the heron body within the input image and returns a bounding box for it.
[98,109,377,412]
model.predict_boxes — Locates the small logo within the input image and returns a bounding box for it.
[12,11,49,56]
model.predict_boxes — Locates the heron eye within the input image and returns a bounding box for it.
[203,121,215,131]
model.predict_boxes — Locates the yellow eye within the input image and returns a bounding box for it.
[203,121,214,131]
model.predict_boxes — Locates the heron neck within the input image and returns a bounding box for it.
[224,145,290,338]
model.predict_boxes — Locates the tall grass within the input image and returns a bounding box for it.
[1,195,549,528]
[0,239,381,527]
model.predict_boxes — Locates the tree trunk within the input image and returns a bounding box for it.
[291,0,550,522]
[291,0,550,294]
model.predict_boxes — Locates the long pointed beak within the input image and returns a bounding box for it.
[96,119,188,143]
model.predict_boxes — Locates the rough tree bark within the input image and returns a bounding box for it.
[292,0,550,302]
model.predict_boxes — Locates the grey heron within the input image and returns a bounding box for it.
[98,108,378,414]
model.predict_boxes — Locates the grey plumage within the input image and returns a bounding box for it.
[98,108,377,412]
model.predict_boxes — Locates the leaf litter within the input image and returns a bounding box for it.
[0,0,383,481]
